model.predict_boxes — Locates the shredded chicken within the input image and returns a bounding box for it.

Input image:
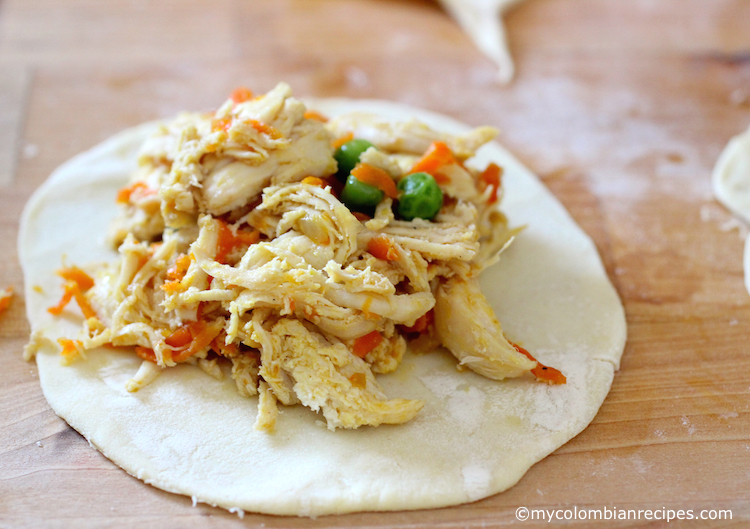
[42,82,562,433]
[434,277,536,380]
[327,112,497,159]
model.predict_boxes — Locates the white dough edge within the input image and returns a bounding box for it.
[19,99,627,517]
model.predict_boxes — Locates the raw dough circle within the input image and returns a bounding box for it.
[20,99,626,516]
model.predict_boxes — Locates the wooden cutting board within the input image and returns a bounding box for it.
[1,1,749,527]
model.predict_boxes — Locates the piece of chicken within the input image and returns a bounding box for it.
[434,276,535,380]
[326,112,497,159]
[254,318,424,430]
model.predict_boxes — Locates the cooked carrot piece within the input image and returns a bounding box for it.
[304,110,328,122]
[165,254,191,282]
[409,141,457,184]
[352,330,383,358]
[56,267,95,291]
[301,176,327,187]
[172,321,223,362]
[211,117,232,133]
[400,309,434,334]
[479,163,502,204]
[247,119,282,139]
[0,287,13,314]
[215,220,260,264]
[351,163,398,199]
[235,229,261,246]
[48,281,96,319]
[230,87,253,104]
[135,346,157,363]
[211,333,238,357]
[47,287,74,315]
[512,343,566,385]
[116,182,153,204]
[352,211,371,222]
[332,132,354,150]
[58,338,84,362]
[165,325,193,348]
[367,235,399,261]
[72,287,97,319]
[161,281,186,293]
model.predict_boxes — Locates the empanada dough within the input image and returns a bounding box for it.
[20,99,626,516]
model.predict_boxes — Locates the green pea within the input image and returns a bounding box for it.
[341,174,384,211]
[397,172,443,221]
[334,139,374,180]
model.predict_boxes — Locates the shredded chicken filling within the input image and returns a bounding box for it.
[44,83,564,433]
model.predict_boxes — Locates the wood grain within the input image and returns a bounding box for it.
[1,1,749,527]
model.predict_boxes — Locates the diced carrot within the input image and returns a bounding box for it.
[247,119,282,140]
[48,281,96,319]
[165,254,191,282]
[215,220,260,264]
[531,364,567,385]
[367,235,399,261]
[116,182,154,204]
[165,325,193,348]
[400,309,434,334]
[352,211,371,222]
[58,338,84,363]
[409,141,456,184]
[0,287,13,314]
[234,229,260,246]
[301,176,327,187]
[216,219,236,256]
[211,117,232,133]
[72,286,97,319]
[512,342,566,385]
[61,266,94,292]
[348,372,367,389]
[47,286,74,315]
[172,320,223,362]
[304,110,328,122]
[479,163,502,204]
[351,163,398,199]
[352,330,383,358]
[211,333,238,357]
[331,132,353,150]
[161,280,186,293]
[230,87,253,104]
[135,346,157,363]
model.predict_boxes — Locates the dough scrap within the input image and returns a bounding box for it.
[439,0,526,83]
[712,125,750,296]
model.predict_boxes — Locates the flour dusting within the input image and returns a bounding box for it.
[448,386,486,433]
[681,415,696,436]
[462,462,492,502]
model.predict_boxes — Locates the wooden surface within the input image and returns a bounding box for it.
[1,1,750,527]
